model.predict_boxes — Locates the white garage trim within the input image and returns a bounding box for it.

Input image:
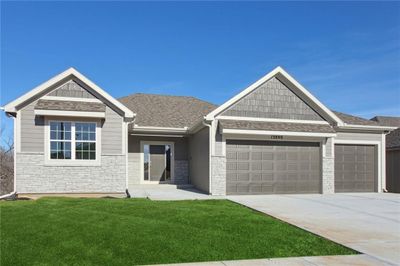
[222,128,337,138]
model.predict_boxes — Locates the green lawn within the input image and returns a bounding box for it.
[1,198,356,265]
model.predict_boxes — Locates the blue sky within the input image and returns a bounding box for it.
[1,1,400,143]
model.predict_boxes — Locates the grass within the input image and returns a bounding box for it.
[1,197,356,265]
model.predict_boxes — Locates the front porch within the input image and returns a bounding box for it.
[128,184,218,200]
[127,133,193,189]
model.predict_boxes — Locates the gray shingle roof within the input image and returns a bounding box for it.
[219,120,335,133]
[35,100,106,112]
[386,128,400,149]
[371,116,400,127]
[370,116,400,149]
[333,111,378,126]
[118,93,217,128]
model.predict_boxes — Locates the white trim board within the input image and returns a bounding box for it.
[133,125,189,134]
[41,96,102,103]
[3,67,135,119]
[222,128,337,138]
[216,116,330,125]
[35,109,105,118]
[206,66,344,126]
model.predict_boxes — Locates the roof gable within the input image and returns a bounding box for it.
[221,76,325,121]
[206,66,344,125]
[3,68,134,119]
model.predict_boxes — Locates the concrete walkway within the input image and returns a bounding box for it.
[228,193,400,265]
[157,254,390,266]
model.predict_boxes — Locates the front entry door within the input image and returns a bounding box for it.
[143,144,172,183]
[150,145,167,182]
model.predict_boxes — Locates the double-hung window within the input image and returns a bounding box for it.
[50,122,72,159]
[49,121,97,161]
[75,123,96,160]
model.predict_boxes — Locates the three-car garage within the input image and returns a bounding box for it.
[225,140,378,195]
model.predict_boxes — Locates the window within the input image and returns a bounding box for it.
[75,123,96,160]
[50,122,71,159]
[49,121,97,161]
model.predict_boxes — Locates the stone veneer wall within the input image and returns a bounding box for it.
[322,137,335,194]
[174,160,189,184]
[16,153,126,193]
[210,155,226,195]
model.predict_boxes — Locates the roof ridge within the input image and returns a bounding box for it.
[118,92,218,107]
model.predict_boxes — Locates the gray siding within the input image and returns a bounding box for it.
[189,127,210,193]
[47,80,96,98]
[102,107,123,154]
[20,100,44,152]
[221,77,324,121]
[127,135,189,187]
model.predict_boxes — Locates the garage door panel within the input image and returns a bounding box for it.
[226,140,321,195]
[334,144,376,193]
[262,152,273,160]
[251,152,262,160]
[251,173,262,181]
[238,173,250,181]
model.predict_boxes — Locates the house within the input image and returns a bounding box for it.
[371,116,400,193]
[3,67,395,197]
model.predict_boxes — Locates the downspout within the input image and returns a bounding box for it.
[202,118,212,195]
[125,116,136,198]
[0,111,17,200]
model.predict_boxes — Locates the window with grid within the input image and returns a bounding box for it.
[75,123,96,160]
[50,122,72,159]
[49,121,97,161]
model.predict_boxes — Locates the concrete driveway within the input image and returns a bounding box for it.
[228,193,400,265]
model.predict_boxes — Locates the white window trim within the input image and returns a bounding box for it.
[44,118,102,166]
[139,141,175,184]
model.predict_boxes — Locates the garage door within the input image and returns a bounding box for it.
[226,140,321,195]
[334,144,376,192]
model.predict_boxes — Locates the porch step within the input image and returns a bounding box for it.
[129,184,195,190]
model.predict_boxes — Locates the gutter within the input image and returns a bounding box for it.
[125,117,136,198]
[0,114,17,200]
[337,124,397,131]
[202,118,213,195]
[131,125,189,134]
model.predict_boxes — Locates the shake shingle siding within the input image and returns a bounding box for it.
[221,77,324,121]
[48,80,96,98]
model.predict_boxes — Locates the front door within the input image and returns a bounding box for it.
[143,144,172,183]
